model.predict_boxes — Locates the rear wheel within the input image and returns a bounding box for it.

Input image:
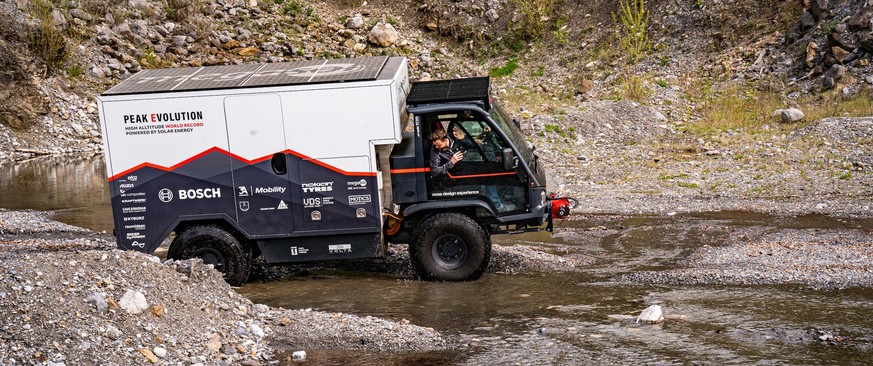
[410,213,490,281]
[168,225,252,286]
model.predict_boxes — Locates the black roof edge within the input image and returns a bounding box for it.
[406,77,491,109]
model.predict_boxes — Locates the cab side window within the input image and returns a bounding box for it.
[455,120,505,163]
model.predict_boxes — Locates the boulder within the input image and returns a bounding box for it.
[828,33,856,51]
[51,9,67,29]
[831,46,849,63]
[69,9,93,22]
[485,9,499,23]
[773,108,805,123]
[860,33,873,52]
[345,16,364,29]
[118,289,148,314]
[810,0,829,20]
[848,6,873,31]
[368,22,399,47]
[636,304,664,323]
[823,64,846,80]
[85,292,108,312]
[800,10,816,30]
[805,42,817,68]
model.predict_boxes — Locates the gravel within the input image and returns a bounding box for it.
[1,208,600,365]
[620,227,873,289]
[0,211,457,366]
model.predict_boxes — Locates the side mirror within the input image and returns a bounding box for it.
[502,148,516,171]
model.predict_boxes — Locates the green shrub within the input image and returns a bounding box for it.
[490,58,518,77]
[29,0,70,71]
[508,0,560,40]
[614,0,650,63]
[619,71,650,102]
[163,0,208,22]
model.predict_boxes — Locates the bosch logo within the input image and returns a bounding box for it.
[158,189,173,202]
[179,188,221,200]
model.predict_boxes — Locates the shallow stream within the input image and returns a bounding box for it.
[2,157,872,365]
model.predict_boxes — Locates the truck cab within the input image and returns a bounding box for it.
[384,77,552,281]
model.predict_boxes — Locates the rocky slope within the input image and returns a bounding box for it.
[0,0,870,161]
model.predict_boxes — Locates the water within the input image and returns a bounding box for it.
[3,157,873,365]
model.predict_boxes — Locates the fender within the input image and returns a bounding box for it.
[403,199,496,218]
[151,213,248,254]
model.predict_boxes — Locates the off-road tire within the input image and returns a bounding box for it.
[410,213,491,281]
[168,225,252,286]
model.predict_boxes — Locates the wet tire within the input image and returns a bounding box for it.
[410,213,491,281]
[168,225,251,286]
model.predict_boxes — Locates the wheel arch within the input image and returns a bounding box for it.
[166,215,259,257]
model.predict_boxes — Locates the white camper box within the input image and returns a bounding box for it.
[99,57,410,257]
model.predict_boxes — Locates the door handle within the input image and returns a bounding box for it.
[271,153,287,175]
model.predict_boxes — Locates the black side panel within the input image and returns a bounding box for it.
[389,131,426,203]
[111,149,234,253]
[256,233,381,264]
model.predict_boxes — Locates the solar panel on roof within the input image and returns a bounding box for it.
[406,77,490,107]
[103,56,394,95]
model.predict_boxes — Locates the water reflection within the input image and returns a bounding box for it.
[0,156,113,232]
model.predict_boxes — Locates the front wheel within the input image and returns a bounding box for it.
[167,225,252,286]
[410,213,491,281]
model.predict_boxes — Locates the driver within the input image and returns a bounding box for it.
[429,129,464,177]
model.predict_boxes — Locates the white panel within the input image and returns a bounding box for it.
[224,94,285,160]
[282,85,396,172]
[101,96,229,174]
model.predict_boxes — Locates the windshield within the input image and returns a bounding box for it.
[490,99,533,163]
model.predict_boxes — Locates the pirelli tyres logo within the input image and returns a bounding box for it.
[122,110,206,136]
[158,187,221,202]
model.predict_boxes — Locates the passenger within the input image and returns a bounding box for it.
[451,125,479,153]
[429,129,464,177]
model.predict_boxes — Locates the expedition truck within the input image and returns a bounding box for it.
[98,56,575,285]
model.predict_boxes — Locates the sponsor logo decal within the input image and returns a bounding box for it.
[124,224,146,230]
[119,183,135,189]
[289,246,310,256]
[178,188,221,200]
[329,244,352,254]
[130,241,145,248]
[347,179,368,190]
[356,208,367,218]
[126,232,145,240]
[301,181,333,193]
[349,194,371,205]
[158,188,173,202]
[277,200,288,210]
[238,186,250,197]
[121,198,147,204]
[122,110,206,136]
[239,201,250,212]
[123,216,145,221]
[122,206,147,214]
[255,186,286,194]
[303,197,321,208]
[127,175,138,182]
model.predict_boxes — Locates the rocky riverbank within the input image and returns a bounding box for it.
[0,208,602,365]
